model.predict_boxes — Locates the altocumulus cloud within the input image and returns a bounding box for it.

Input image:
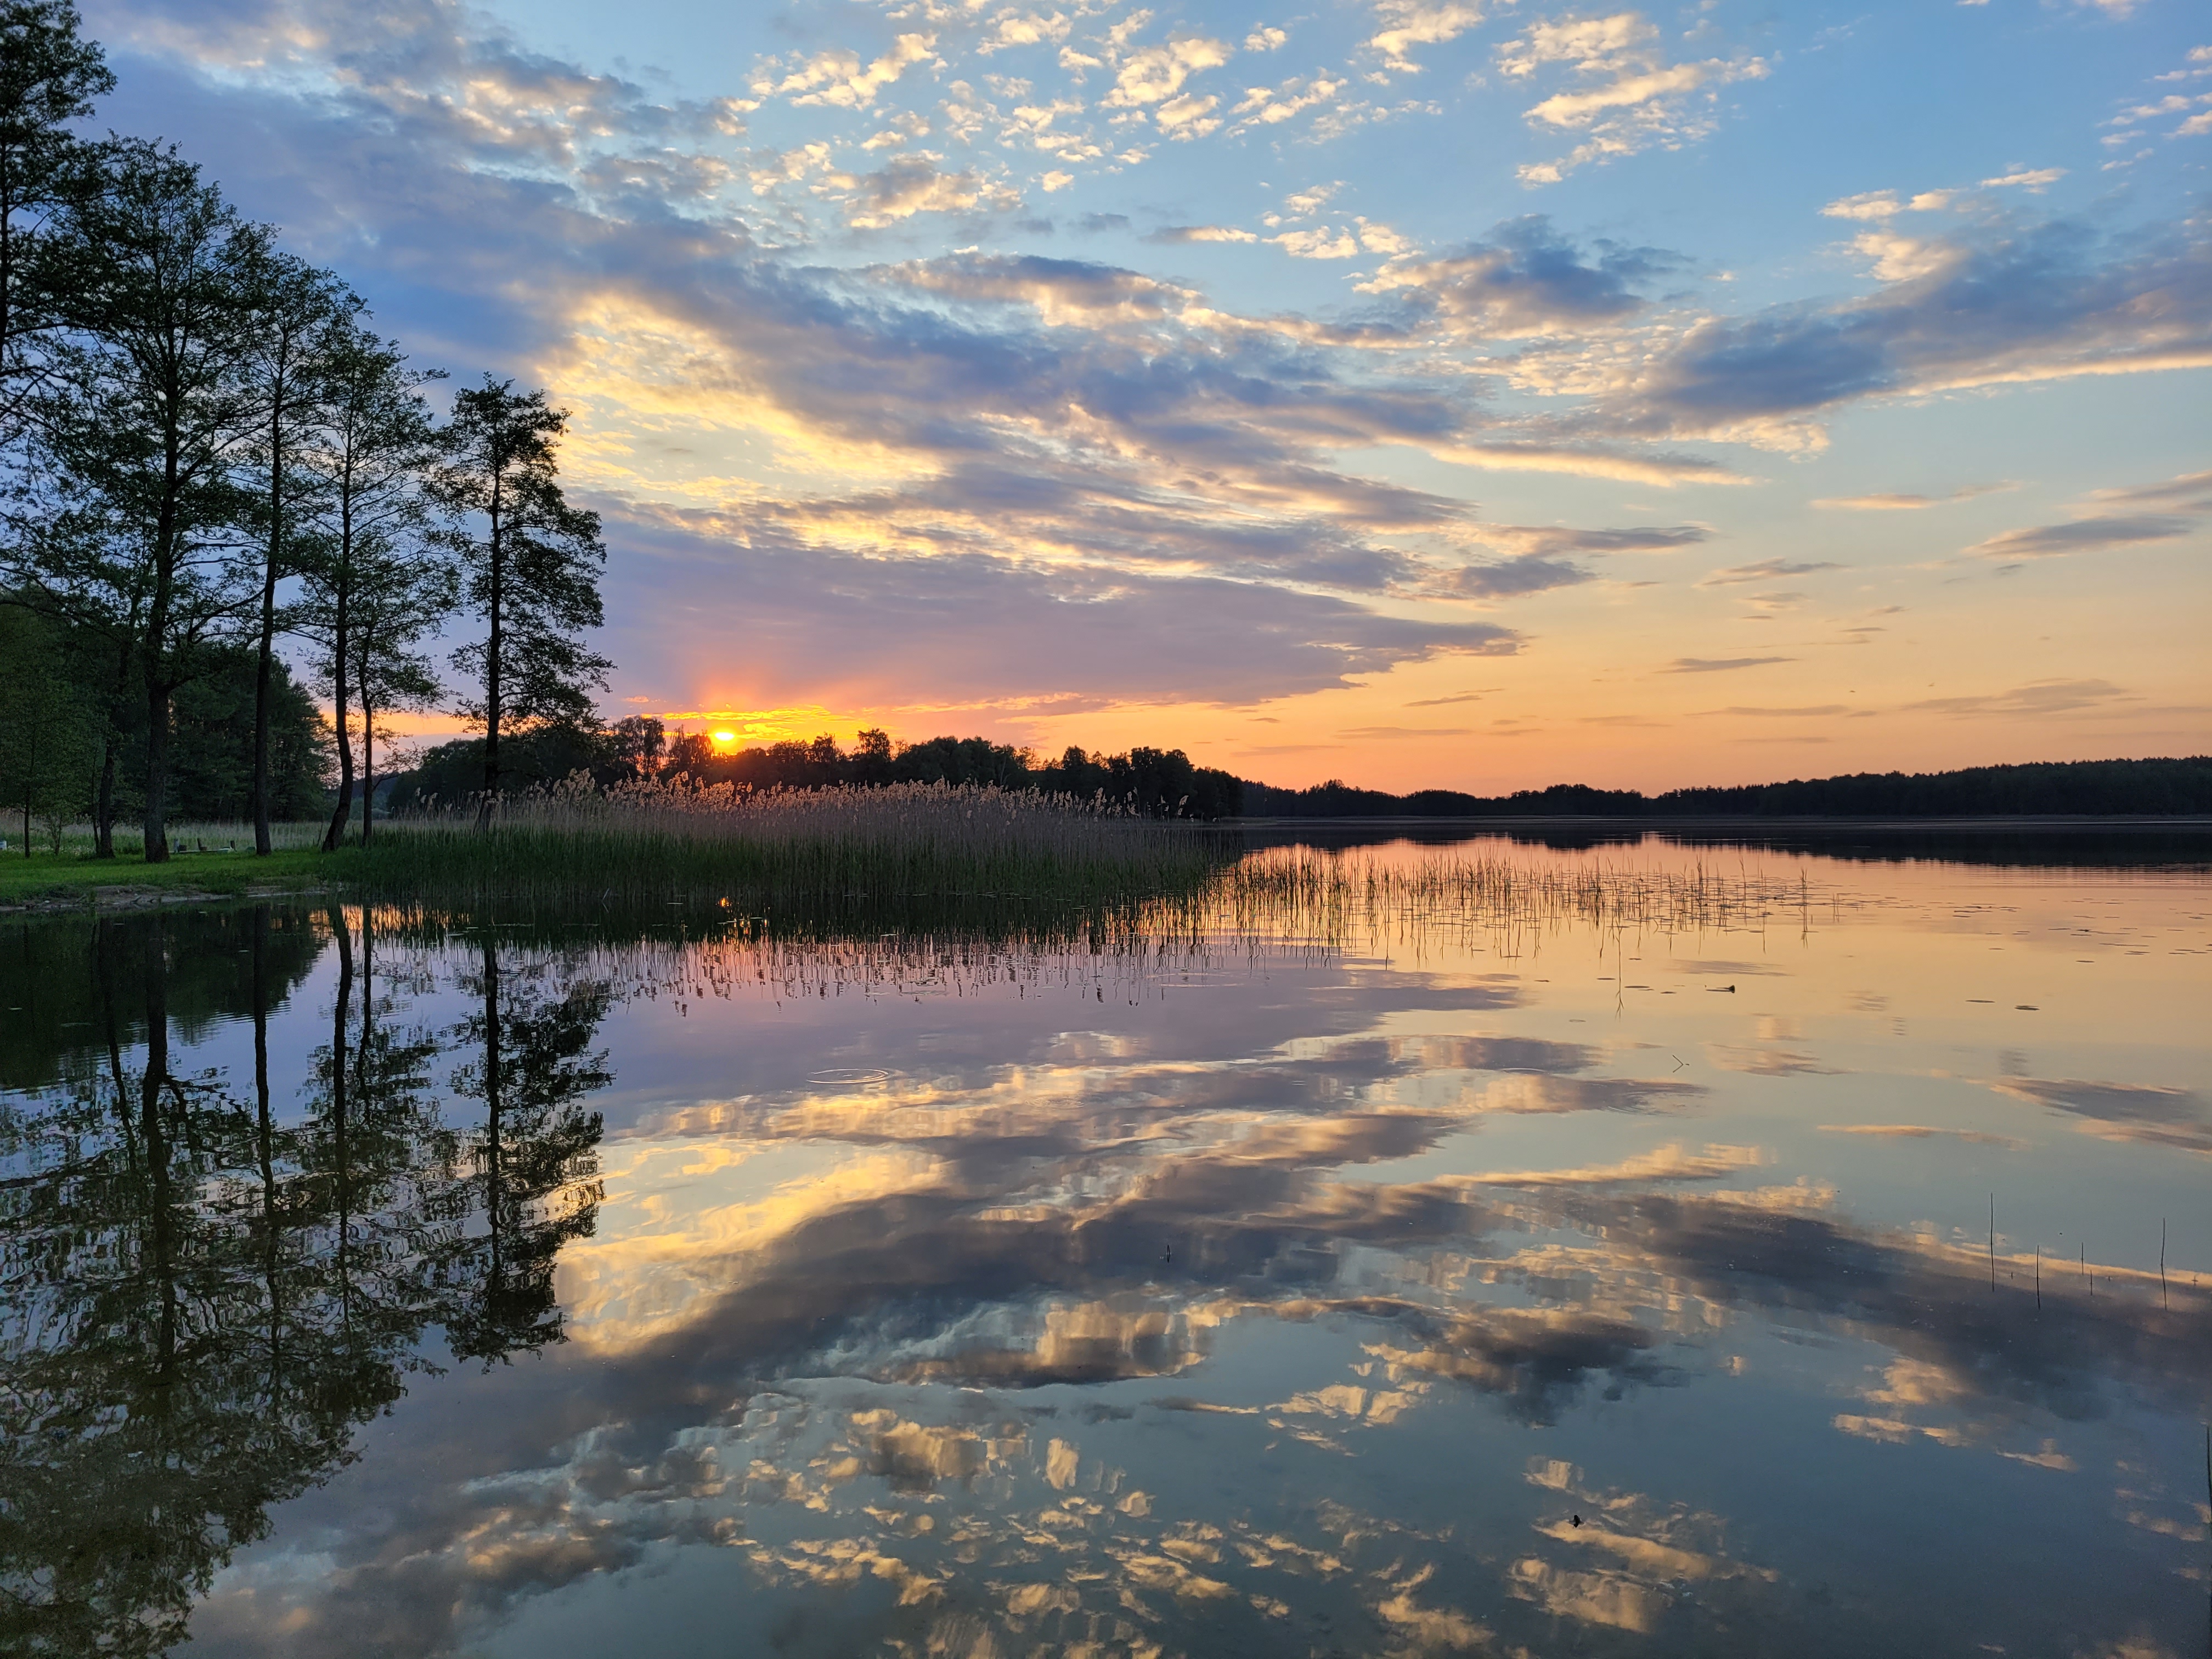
[77,0,2212,721]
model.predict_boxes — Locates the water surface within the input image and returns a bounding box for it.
[3,832,2208,1657]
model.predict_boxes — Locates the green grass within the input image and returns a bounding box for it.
[0,844,335,907]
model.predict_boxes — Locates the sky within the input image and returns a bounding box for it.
[76,0,2212,792]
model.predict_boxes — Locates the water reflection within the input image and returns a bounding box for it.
[0,834,2207,1657]
[0,909,607,1654]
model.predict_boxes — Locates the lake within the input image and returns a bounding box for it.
[3,827,2208,1657]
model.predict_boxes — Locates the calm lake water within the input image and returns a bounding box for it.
[3,829,2209,1658]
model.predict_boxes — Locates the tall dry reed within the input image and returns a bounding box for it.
[348,774,1227,910]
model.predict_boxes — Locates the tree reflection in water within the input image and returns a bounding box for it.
[0,907,607,1654]
[441,935,608,1365]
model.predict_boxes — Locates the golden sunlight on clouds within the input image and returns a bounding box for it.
[548,293,947,501]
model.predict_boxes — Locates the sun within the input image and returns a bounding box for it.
[710,730,739,749]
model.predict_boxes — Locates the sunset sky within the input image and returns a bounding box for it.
[80,0,2210,792]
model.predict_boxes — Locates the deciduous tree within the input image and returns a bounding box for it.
[430,377,608,829]
[35,142,267,860]
[239,251,351,854]
[296,320,445,848]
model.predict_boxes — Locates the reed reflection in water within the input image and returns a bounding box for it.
[0,833,2207,1657]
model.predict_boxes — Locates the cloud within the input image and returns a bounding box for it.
[1698,558,1841,585]
[1272,227,1361,259]
[1367,0,1486,74]
[1962,469,2212,566]
[1228,75,1347,131]
[1904,679,2136,716]
[2085,466,2212,510]
[608,503,1520,709]
[1435,555,1596,599]
[778,33,938,108]
[1356,216,1677,338]
[1338,724,1477,738]
[1477,522,1710,555]
[1101,35,1232,108]
[1497,12,1769,184]
[1965,513,2196,562]
[1146,223,1257,244]
[1981,166,2065,191]
[1813,484,2010,509]
[1662,657,1795,673]
[842,155,1019,227]
[1608,215,2212,447]
[1697,704,1849,718]
[980,10,1073,53]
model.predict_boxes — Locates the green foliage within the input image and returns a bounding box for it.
[148,644,333,822]
[0,0,114,442]
[431,377,608,809]
[294,318,449,848]
[0,606,93,850]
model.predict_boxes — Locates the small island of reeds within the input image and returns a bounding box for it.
[340,778,1231,917]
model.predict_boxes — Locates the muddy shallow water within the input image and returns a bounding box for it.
[3,830,2208,1657]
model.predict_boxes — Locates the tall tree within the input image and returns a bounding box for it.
[35,142,266,861]
[0,0,111,449]
[239,252,350,855]
[430,378,608,829]
[296,321,445,849]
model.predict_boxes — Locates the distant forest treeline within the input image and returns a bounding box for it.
[1242,757,2212,819]
[393,729,2211,822]
[393,722,1248,819]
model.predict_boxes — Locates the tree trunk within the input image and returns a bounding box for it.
[142,672,170,862]
[94,726,116,859]
[252,504,279,853]
[477,473,503,831]
[321,577,353,853]
[143,466,179,864]
[360,681,375,845]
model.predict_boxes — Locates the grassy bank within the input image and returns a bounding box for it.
[0,845,333,907]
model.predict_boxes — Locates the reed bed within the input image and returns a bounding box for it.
[1203,842,1841,957]
[356,837,1843,1015]
[347,776,1228,911]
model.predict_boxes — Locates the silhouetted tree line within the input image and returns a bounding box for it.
[390,723,1250,819]
[1241,758,2212,820]
[0,2,607,860]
